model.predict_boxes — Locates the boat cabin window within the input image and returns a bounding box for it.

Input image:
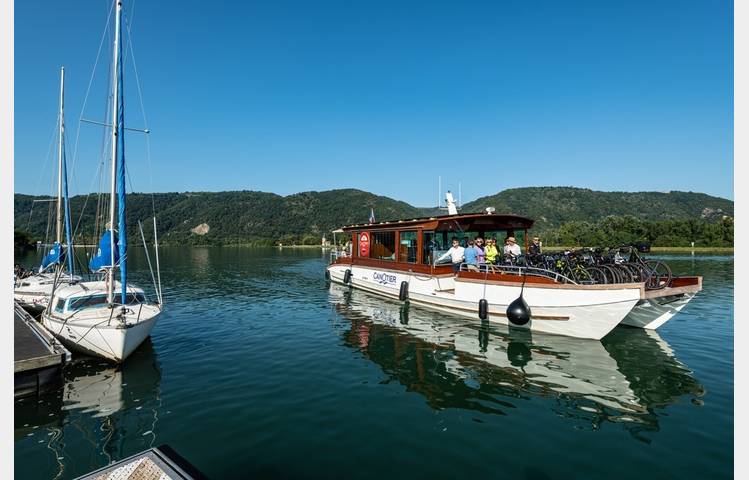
[422,231,436,264]
[66,292,147,311]
[68,294,109,311]
[54,298,66,313]
[423,231,457,265]
[398,231,418,263]
[371,231,395,261]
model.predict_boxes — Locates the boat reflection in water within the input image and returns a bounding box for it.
[329,284,704,440]
[14,340,162,478]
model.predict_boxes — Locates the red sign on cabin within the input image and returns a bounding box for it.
[359,232,370,257]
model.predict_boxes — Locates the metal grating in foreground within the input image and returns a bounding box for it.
[76,445,208,480]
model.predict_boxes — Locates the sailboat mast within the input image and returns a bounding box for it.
[60,66,75,277]
[56,67,65,245]
[108,0,122,303]
[116,0,128,305]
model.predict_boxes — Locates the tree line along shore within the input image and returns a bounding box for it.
[14,187,733,251]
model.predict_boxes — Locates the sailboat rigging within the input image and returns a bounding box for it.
[41,0,163,363]
[14,66,82,314]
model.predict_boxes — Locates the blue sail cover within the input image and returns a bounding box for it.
[89,230,119,271]
[40,242,62,270]
[116,22,128,305]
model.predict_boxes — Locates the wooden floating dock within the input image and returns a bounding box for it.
[75,445,208,480]
[14,301,70,398]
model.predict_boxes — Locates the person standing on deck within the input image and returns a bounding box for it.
[485,238,499,265]
[436,238,465,273]
[475,237,486,265]
[464,239,479,270]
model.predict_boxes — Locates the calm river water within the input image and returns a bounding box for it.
[14,248,733,479]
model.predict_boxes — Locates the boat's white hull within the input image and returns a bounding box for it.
[327,264,641,340]
[41,307,160,363]
[620,294,696,329]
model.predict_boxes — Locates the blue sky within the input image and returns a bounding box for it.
[14,0,733,206]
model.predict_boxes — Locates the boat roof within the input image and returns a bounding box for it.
[52,281,145,299]
[340,212,534,233]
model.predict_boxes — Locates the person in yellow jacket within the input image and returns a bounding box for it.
[485,237,499,265]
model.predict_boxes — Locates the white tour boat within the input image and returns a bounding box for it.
[326,195,701,340]
[42,0,163,362]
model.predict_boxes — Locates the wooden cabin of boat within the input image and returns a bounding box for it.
[330,211,703,295]
[332,212,534,276]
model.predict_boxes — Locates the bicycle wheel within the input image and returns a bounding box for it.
[643,260,672,290]
[615,264,634,283]
[600,265,619,284]
[574,267,595,285]
[622,262,645,282]
[586,266,606,284]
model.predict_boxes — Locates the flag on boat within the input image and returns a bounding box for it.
[40,242,62,270]
[89,230,120,271]
[369,208,375,224]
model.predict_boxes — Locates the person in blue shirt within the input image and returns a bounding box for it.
[464,239,479,270]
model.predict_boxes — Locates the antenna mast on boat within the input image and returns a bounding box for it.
[438,176,442,208]
[107,0,122,304]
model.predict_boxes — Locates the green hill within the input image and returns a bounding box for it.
[14,189,423,246]
[14,187,733,247]
[461,187,733,233]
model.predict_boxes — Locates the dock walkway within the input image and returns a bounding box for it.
[14,301,70,398]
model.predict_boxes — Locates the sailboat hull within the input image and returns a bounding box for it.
[42,310,160,363]
[40,281,162,363]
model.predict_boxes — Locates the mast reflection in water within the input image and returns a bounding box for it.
[14,341,162,479]
[329,284,704,442]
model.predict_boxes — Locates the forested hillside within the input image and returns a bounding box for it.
[463,187,733,232]
[14,187,733,247]
[14,189,423,246]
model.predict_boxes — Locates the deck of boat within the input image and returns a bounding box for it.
[14,301,70,398]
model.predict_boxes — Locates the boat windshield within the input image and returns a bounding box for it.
[54,298,66,313]
[67,292,147,311]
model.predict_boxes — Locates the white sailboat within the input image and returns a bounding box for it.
[15,66,82,314]
[42,0,163,363]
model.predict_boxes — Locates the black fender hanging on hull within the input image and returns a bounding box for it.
[399,281,409,301]
[506,295,531,326]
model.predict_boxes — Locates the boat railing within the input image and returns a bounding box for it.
[458,263,578,284]
[329,250,351,263]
